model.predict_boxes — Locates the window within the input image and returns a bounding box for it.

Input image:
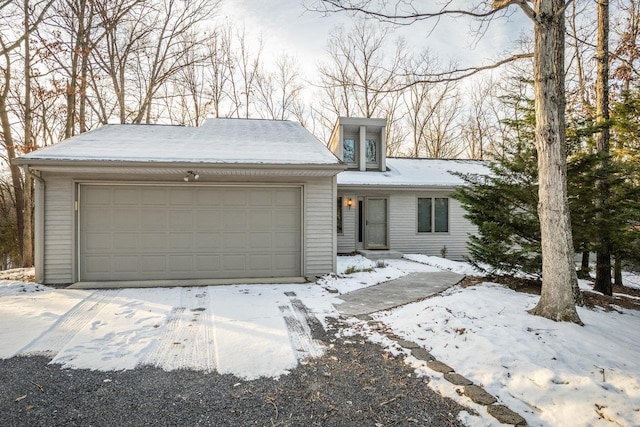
[418,197,449,233]
[337,196,343,234]
[343,139,355,163]
[366,139,377,163]
[417,198,432,232]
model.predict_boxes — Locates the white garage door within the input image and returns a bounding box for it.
[79,185,301,281]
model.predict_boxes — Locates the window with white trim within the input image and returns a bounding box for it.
[418,197,449,233]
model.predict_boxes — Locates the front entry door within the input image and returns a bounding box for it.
[365,197,388,249]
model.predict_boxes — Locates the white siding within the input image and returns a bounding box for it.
[337,192,357,253]
[43,175,74,284]
[304,178,336,276]
[337,189,476,260]
[388,192,475,260]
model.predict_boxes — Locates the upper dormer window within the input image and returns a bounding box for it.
[366,139,377,163]
[343,138,356,163]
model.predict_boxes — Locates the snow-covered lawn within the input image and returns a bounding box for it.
[368,263,640,427]
[1,257,640,426]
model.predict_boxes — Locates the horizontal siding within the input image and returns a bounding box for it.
[337,192,357,253]
[388,192,476,260]
[43,176,74,284]
[304,178,335,276]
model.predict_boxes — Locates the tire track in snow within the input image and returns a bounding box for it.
[279,296,324,360]
[142,287,215,371]
[18,290,119,357]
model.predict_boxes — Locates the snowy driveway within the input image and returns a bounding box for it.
[0,283,334,379]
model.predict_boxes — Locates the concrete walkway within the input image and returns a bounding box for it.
[334,271,464,317]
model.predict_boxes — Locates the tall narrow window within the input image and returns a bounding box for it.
[434,198,449,232]
[417,198,432,232]
[337,196,343,234]
[343,139,355,163]
[366,139,377,162]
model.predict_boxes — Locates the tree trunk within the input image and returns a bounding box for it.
[577,251,590,279]
[614,254,623,286]
[0,53,25,266]
[528,0,583,324]
[22,0,33,267]
[594,0,613,296]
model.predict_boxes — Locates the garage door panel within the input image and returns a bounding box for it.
[112,256,139,273]
[196,232,221,249]
[223,211,246,228]
[84,232,111,251]
[223,254,246,272]
[196,255,220,271]
[250,232,272,248]
[141,232,166,249]
[141,255,165,272]
[112,209,139,228]
[141,188,166,204]
[169,189,193,205]
[275,190,299,206]
[168,210,193,229]
[249,210,272,228]
[249,190,272,206]
[141,210,166,229]
[168,255,193,272]
[113,232,138,251]
[223,232,247,249]
[80,185,301,281]
[85,208,111,228]
[113,188,140,204]
[275,211,299,227]
[196,210,221,228]
[222,190,246,206]
[84,256,110,274]
[168,232,193,250]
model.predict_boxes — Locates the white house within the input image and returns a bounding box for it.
[328,117,488,260]
[16,117,487,286]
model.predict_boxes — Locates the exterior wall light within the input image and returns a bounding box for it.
[184,171,199,181]
[347,198,354,209]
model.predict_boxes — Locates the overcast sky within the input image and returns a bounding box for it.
[218,0,533,78]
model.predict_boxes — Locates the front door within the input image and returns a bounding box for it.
[365,197,388,249]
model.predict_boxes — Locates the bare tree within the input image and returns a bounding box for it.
[318,20,406,118]
[313,0,583,323]
[255,54,304,120]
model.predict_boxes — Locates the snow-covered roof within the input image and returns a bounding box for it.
[337,158,489,187]
[19,118,341,166]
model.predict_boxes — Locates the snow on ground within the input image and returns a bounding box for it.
[0,282,335,380]
[372,280,640,427]
[622,270,640,290]
[404,254,483,276]
[2,255,640,427]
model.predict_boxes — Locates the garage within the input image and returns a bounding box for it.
[79,184,302,282]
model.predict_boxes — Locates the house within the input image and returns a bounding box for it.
[15,119,344,286]
[328,117,487,259]
[16,116,487,286]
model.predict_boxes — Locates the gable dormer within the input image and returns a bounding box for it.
[328,117,387,172]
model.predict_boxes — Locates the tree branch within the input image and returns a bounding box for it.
[311,0,509,24]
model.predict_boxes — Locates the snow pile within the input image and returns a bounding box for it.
[622,271,640,290]
[404,254,482,276]
[0,280,48,296]
[374,282,640,427]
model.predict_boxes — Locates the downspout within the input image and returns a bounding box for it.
[21,165,45,283]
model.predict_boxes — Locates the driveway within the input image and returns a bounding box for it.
[0,283,333,379]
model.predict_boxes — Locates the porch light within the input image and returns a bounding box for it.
[347,198,354,209]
